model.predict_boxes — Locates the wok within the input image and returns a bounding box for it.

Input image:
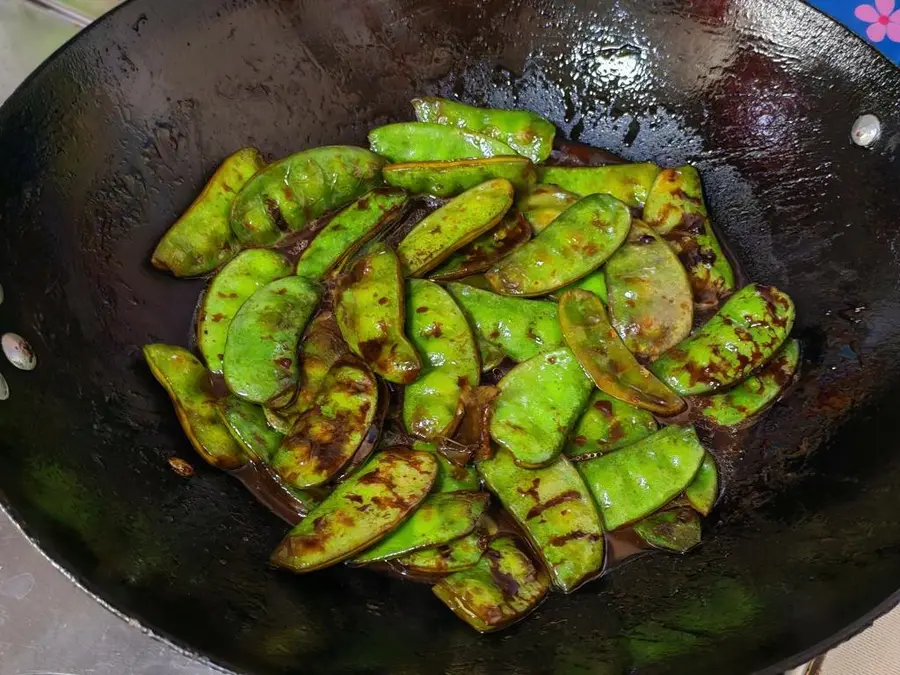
[0,0,898,672]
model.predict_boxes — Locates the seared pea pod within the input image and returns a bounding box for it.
[384,157,535,197]
[429,210,532,281]
[219,396,283,463]
[633,508,702,554]
[552,270,608,305]
[685,453,719,516]
[518,183,578,234]
[393,515,496,575]
[369,123,516,163]
[650,284,795,396]
[537,163,661,208]
[230,146,385,246]
[564,391,658,461]
[412,442,480,493]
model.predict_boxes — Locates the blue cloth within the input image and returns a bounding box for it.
[807,0,900,64]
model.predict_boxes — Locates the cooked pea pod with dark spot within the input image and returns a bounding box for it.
[429,210,532,281]
[219,395,283,463]
[369,123,516,163]
[564,391,658,461]
[537,163,661,208]
[412,442,480,492]
[633,508,702,554]
[517,183,578,234]
[684,453,719,516]
[384,157,535,197]
[394,514,497,575]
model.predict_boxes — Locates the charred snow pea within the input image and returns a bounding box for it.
[223,277,320,406]
[564,391,659,461]
[605,221,694,358]
[696,338,800,428]
[369,123,516,163]
[413,442,480,493]
[335,245,422,385]
[490,348,593,468]
[559,289,685,416]
[478,447,605,592]
[537,163,661,208]
[412,97,556,163]
[397,178,514,277]
[218,395,283,463]
[433,535,550,633]
[295,188,409,281]
[270,448,438,573]
[551,270,609,304]
[453,385,500,463]
[394,514,497,574]
[383,157,535,197]
[485,194,631,296]
[354,491,490,563]
[578,425,705,530]
[230,146,385,246]
[429,210,532,281]
[198,249,293,375]
[403,280,480,440]
[684,453,719,516]
[633,508,702,554]
[518,183,578,234]
[643,166,735,308]
[152,148,266,277]
[650,284,795,396]
[143,344,245,470]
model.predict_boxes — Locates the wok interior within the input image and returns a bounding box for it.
[1,0,899,672]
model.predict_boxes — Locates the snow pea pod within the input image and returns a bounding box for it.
[394,514,497,574]
[478,447,605,592]
[605,221,693,358]
[650,284,795,396]
[412,442,480,493]
[537,163,661,208]
[223,277,320,406]
[369,123,516,163]
[335,244,422,384]
[152,148,265,277]
[684,453,719,516]
[143,344,245,470]
[384,157,535,197]
[485,194,631,296]
[397,178,514,277]
[429,210,531,281]
[270,448,438,573]
[230,146,385,246]
[295,188,409,281]
[218,395,283,463]
[518,183,578,234]
[354,491,490,563]
[578,425,706,530]
[490,348,593,468]
[633,508,702,554]
[643,166,735,309]
[403,280,480,440]
[559,289,685,416]
[198,249,293,375]
[564,391,658,461]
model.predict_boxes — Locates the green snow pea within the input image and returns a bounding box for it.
[485,194,631,296]
[552,269,609,305]
[230,146,385,246]
[271,448,438,573]
[559,289,685,416]
[295,188,409,280]
[143,344,245,470]
[369,123,516,163]
[433,535,550,633]
[478,447,605,592]
[335,245,422,384]
[696,338,800,428]
[429,210,532,281]
[354,491,490,563]
[650,284,795,396]
[394,514,497,574]
[412,442,480,493]
[537,163,661,208]
[684,453,719,516]
[218,396,283,463]
[383,157,535,197]
[518,183,578,234]
[564,391,658,462]
[223,277,320,406]
[643,166,735,309]
[412,97,556,163]
[578,425,705,530]
[397,178,514,277]
[152,147,266,277]
[198,249,293,375]
[633,508,702,554]
[490,347,593,468]
[605,221,694,358]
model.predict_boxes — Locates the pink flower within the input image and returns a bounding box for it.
[855,0,900,43]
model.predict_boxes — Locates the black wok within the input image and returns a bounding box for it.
[1,0,898,672]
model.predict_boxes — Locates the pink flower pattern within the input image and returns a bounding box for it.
[855,0,900,43]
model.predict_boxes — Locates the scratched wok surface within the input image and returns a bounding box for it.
[0,0,898,673]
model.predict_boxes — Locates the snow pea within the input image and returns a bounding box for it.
[564,391,658,461]
[369,123,516,163]
[384,157,535,197]
[230,146,385,245]
[403,280,480,440]
[453,385,500,463]
[559,289,685,416]
[478,447,605,592]
[198,249,293,375]
[143,344,245,470]
[335,244,422,384]
[429,210,531,281]
[552,270,609,305]
[633,508,702,554]
[394,514,497,574]
[685,453,719,516]
[223,277,320,406]
[578,425,706,530]
[518,183,578,234]
[397,178,514,277]
[490,347,593,468]
[537,163,661,208]
[152,147,265,277]
[218,395,283,463]
[271,448,438,573]
[412,442,480,493]
[650,284,795,396]
[643,166,735,309]
[485,194,631,296]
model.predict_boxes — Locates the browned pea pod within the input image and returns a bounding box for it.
[429,210,531,281]
[384,157,536,198]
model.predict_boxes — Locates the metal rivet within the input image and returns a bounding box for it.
[851,114,881,147]
[2,333,36,371]
[0,373,9,401]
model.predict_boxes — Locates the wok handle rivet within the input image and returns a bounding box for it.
[851,114,881,147]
